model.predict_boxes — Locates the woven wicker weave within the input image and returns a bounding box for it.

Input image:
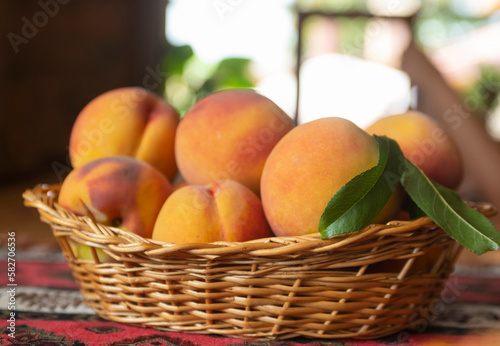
[23,183,497,340]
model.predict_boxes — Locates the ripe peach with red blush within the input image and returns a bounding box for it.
[69,87,180,181]
[59,156,172,239]
[175,89,295,195]
[366,111,463,189]
[261,117,402,237]
[152,180,274,244]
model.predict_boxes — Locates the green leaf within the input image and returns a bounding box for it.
[402,159,500,255]
[319,136,403,239]
[162,44,194,76]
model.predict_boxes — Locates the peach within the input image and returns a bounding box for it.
[152,180,273,244]
[260,117,402,237]
[58,156,172,238]
[365,110,463,189]
[69,87,180,181]
[175,89,295,195]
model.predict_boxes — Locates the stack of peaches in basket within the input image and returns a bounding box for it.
[60,86,468,260]
[25,85,500,340]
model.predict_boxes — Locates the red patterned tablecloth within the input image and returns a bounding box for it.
[2,253,500,345]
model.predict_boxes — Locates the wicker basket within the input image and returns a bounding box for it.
[22,183,497,340]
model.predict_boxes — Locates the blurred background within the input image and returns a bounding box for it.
[2,0,500,265]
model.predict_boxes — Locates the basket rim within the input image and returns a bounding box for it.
[22,183,496,259]
[21,183,477,340]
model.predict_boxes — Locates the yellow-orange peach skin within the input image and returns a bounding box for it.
[366,111,464,189]
[69,87,180,181]
[59,156,172,239]
[152,180,274,244]
[261,117,402,237]
[175,89,295,195]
